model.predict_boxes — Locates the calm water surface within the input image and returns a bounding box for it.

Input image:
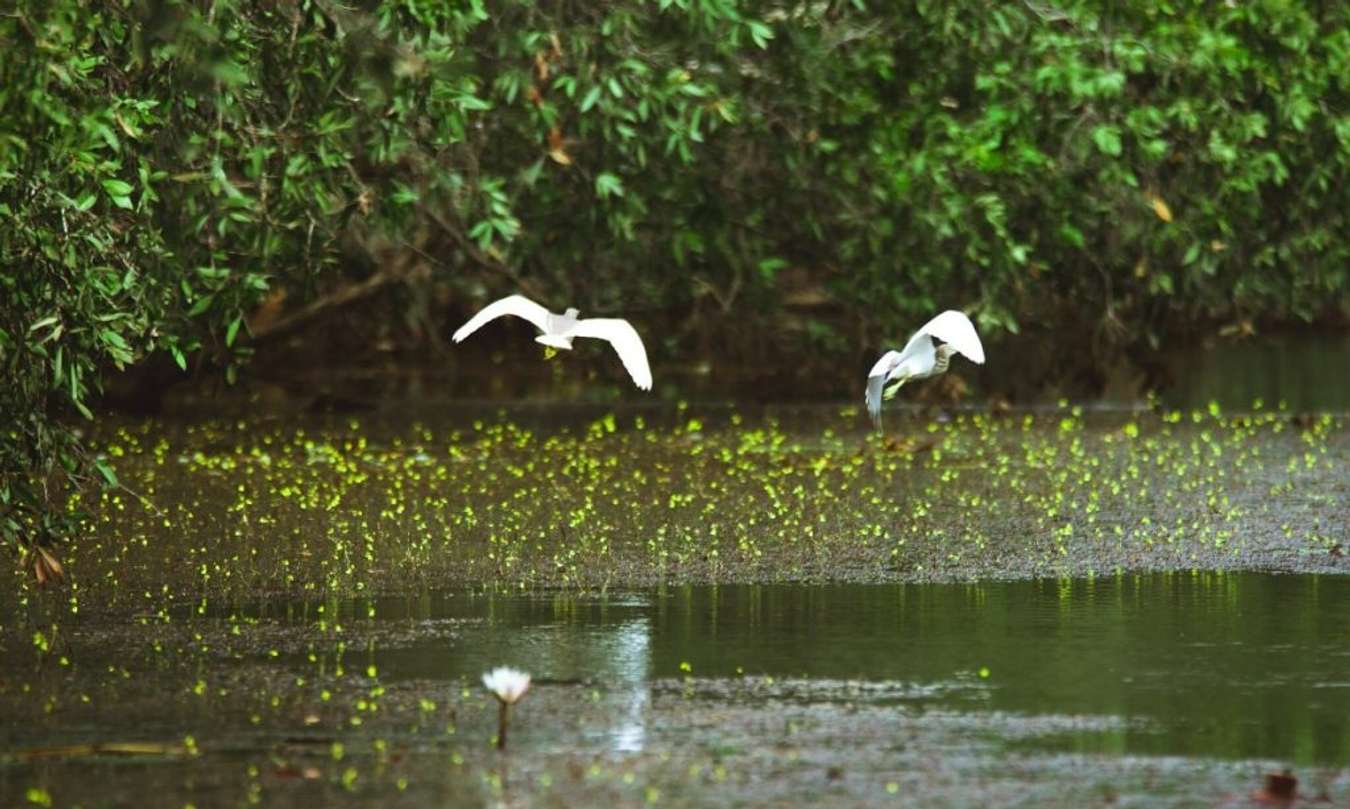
[232,572,1348,764]
[4,572,1347,807]
[1166,332,1350,413]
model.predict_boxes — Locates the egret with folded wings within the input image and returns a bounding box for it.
[865,310,985,427]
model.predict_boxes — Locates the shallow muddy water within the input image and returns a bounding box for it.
[1,405,1346,806]
[2,574,1347,807]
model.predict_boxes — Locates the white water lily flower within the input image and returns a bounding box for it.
[482,667,532,705]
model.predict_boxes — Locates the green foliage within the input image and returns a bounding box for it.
[2,0,1347,559]
[2,5,164,549]
[844,0,1350,342]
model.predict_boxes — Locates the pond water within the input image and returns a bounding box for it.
[1165,332,1350,414]
[2,403,1345,805]
[3,573,1346,807]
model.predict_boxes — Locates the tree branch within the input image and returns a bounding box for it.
[248,268,399,344]
[418,204,546,300]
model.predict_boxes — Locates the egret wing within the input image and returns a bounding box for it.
[865,351,902,425]
[570,318,653,390]
[866,349,903,381]
[914,310,984,364]
[452,295,552,342]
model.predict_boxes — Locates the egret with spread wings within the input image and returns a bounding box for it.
[865,310,984,427]
[452,295,653,390]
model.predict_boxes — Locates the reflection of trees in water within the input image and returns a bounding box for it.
[640,576,1348,765]
[1166,333,1350,413]
[419,576,1350,764]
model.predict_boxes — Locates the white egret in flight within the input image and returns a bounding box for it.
[452,295,653,390]
[865,310,985,426]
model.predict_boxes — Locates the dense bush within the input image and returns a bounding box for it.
[2,0,1346,566]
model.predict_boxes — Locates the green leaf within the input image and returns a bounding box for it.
[521,159,545,187]
[188,294,215,317]
[210,59,249,86]
[580,86,602,112]
[757,257,788,279]
[226,315,242,347]
[595,172,625,198]
[1091,126,1122,157]
[101,178,134,196]
[553,75,577,98]
[748,21,774,49]
[390,186,419,205]
[94,459,119,488]
[456,94,491,111]
[1058,224,1086,249]
[468,220,494,249]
